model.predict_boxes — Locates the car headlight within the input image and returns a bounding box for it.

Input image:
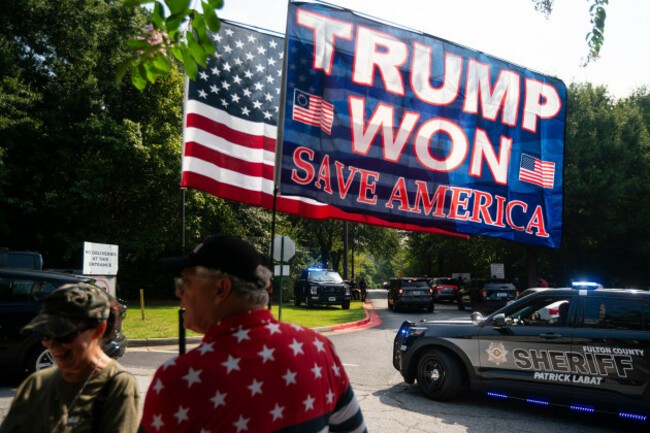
[309,285,318,295]
[397,321,426,337]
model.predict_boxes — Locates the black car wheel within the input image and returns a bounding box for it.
[427,302,434,312]
[293,295,300,306]
[305,296,313,309]
[416,349,462,401]
[341,301,350,310]
[387,296,393,311]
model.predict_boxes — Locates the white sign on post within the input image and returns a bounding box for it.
[83,242,119,276]
[272,236,295,262]
[490,263,505,279]
[274,265,290,276]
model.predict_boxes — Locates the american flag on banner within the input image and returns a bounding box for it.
[518,154,555,188]
[292,89,334,134]
[181,21,464,237]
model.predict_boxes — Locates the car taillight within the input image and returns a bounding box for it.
[436,286,443,291]
[549,308,559,315]
[480,289,487,297]
[429,288,434,294]
[398,289,403,294]
[516,290,520,297]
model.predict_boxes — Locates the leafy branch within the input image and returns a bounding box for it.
[118,0,223,90]
[583,0,608,65]
[533,0,608,67]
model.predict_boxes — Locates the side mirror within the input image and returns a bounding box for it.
[492,313,506,327]
[471,311,484,326]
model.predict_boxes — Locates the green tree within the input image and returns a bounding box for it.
[552,83,650,286]
[0,0,187,297]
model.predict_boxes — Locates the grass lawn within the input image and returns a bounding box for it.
[122,299,367,339]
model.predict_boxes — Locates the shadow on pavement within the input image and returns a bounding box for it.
[372,382,639,433]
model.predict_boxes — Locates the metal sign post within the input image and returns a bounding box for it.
[271,236,295,322]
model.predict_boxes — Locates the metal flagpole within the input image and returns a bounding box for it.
[178,29,192,355]
[268,188,278,311]
[343,221,349,280]
[267,0,292,317]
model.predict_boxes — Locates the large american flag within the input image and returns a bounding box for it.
[518,154,555,189]
[181,20,464,236]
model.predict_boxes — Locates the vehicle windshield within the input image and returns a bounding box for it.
[309,270,343,283]
[484,283,516,291]
[437,278,457,285]
[403,280,430,289]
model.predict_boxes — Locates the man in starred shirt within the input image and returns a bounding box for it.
[139,235,367,433]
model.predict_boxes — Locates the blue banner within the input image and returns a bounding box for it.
[279,1,566,248]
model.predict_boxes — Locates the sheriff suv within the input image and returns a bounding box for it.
[393,287,650,423]
[294,267,351,309]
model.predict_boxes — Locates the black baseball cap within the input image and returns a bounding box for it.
[160,235,263,283]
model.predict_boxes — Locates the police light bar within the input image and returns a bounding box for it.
[306,267,324,271]
[571,281,602,289]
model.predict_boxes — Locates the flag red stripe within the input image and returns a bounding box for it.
[184,141,275,179]
[181,172,466,236]
[186,113,276,153]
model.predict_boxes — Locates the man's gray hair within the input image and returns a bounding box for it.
[194,265,271,305]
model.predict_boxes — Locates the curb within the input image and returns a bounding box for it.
[127,336,203,347]
[127,302,372,347]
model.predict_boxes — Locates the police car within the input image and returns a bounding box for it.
[393,287,650,422]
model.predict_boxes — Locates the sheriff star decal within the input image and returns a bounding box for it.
[486,342,509,365]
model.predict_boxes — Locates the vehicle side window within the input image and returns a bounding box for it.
[506,295,572,327]
[582,297,643,331]
[32,280,58,301]
[0,277,35,302]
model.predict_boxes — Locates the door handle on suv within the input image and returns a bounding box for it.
[539,332,563,339]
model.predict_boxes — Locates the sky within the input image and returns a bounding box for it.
[216,0,650,99]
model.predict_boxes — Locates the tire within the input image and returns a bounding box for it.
[457,301,464,311]
[293,296,300,306]
[388,298,393,311]
[26,346,54,374]
[305,296,313,309]
[341,301,350,310]
[427,302,434,313]
[416,349,463,401]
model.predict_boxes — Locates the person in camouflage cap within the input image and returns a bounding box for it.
[22,282,111,340]
[0,283,140,433]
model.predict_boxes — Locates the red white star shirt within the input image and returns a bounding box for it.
[141,309,367,433]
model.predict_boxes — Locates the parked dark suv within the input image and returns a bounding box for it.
[388,277,434,312]
[430,277,461,302]
[0,268,127,376]
[457,278,518,313]
[294,267,351,309]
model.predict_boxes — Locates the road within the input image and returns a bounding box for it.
[0,289,640,432]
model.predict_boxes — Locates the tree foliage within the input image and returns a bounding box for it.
[119,0,224,90]
[0,0,244,298]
